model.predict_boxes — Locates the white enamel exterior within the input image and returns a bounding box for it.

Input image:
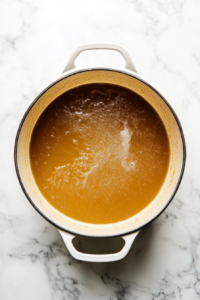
[15,44,186,262]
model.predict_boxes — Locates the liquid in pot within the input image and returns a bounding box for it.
[30,83,170,224]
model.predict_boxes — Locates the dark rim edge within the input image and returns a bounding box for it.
[14,68,186,239]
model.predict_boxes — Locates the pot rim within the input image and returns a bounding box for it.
[14,67,186,239]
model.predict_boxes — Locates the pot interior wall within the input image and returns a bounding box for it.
[16,70,184,237]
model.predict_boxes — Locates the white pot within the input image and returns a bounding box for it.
[14,44,186,262]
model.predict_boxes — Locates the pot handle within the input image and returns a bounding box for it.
[59,230,139,262]
[62,44,137,73]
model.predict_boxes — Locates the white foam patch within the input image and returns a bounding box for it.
[48,89,138,190]
[120,123,135,171]
[82,164,99,187]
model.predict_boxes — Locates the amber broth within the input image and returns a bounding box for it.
[30,83,170,224]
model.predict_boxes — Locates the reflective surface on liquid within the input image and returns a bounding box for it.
[30,84,170,224]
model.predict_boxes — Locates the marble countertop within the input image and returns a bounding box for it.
[1,0,200,299]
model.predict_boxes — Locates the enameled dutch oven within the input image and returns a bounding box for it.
[14,44,186,262]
